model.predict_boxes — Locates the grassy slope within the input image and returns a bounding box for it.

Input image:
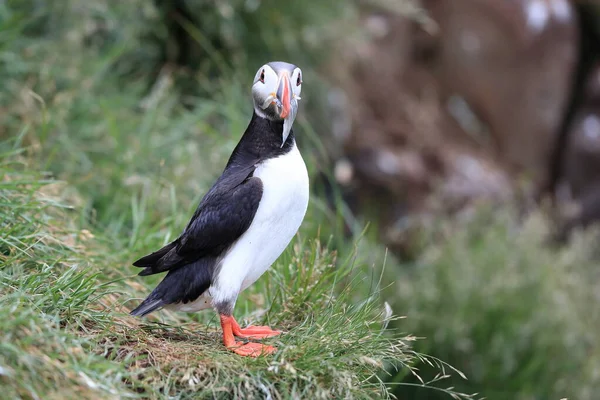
[0,4,428,391]
[0,5,469,393]
[0,30,473,398]
[0,1,473,398]
[1,143,425,399]
[7,1,597,398]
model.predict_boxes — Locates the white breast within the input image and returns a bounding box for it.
[208,142,309,307]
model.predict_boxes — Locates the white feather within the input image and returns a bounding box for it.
[168,141,309,312]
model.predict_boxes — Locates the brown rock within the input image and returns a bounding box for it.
[328,8,514,252]
[557,63,600,232]
[326,0,585,251]
[427,0,579,190]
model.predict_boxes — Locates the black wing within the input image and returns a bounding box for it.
[134,166,263,276]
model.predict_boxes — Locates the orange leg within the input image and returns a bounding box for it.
[220,315,277,357]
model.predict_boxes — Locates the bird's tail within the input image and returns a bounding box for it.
[130,297,165,317]
[130,257,215,317]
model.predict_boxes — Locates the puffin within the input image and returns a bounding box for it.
[130,61,309,357]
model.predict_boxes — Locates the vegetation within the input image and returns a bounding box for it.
[0,145,426,398]
[388,209,600,400]
[2,1,598,399]
[0,1,466,399]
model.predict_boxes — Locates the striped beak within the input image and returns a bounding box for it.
[276,72,292,119]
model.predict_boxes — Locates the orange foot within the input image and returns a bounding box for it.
[231,318,282,339]
[228,341,277,357]
[220,314,280,357]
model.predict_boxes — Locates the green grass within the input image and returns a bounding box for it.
[11,1,596,399]
[0,144,473,399]
[387,208,600,400]
[0,1,477,388]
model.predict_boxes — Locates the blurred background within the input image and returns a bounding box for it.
[2,0,600,398]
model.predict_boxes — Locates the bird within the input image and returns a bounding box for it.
[129,61,309,357]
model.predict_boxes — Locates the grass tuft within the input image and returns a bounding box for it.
[389,207,600,400]
[0,145,470,399]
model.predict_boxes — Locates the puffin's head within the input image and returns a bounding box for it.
[252,61,302,146]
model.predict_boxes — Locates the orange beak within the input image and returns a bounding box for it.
[276,73,291,119]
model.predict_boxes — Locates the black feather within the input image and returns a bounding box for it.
[130,257,217,317]
[130,298,165,317]
[130,112,295,314]
[138,267,156,276]
[133,241,177,268]
[132,177,263,277]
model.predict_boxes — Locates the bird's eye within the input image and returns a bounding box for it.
[259,69,265,83]
[296,74,302,86]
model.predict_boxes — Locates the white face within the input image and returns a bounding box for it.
[251,62,303,146]
[251,64,302,120]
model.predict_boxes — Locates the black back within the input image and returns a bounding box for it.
[130,113,295,315]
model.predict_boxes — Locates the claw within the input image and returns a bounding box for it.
[232,323,282,339]
[220,314,280,357]
[229,341,276,357]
